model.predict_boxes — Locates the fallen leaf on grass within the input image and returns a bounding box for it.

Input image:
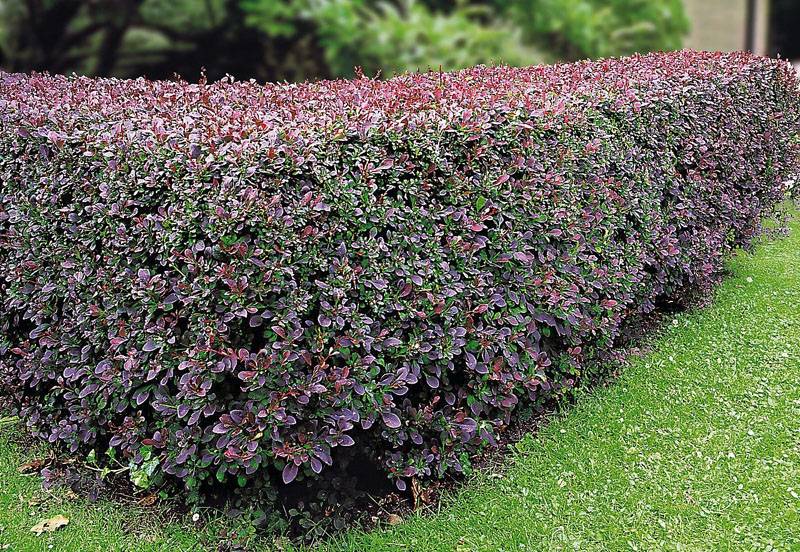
[17,459,45,474]
[30,515,69,536]
[137,494,158,507]
[386,514,403,526]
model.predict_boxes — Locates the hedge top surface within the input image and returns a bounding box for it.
[2,51,795,146]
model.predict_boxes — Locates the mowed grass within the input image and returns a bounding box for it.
[1,210,799,551]
[0,424,205,550]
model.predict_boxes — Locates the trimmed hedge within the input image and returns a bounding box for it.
[1,52,798,527]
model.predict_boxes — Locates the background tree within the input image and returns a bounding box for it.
[241,0,543,78]
[0,0,329,81]
[495,0,688,60]
[0,0,690,81]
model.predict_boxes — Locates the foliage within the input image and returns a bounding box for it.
[338,0,542,77]
[334,209,800,550]
[245,0,544,78]
[0,0,542,81]
[496,0,689,60]
[0,0,687,81]
[0,0,328,82]
[0,52,798,535]
[3,210,800,550]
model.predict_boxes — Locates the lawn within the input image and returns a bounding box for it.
[2,209,799,551]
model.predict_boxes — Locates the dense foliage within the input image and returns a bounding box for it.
[512,0,689,59]
[1,51,798,534]
[498,0,688,60]
[250,0,544,78]
[0,0,687,81]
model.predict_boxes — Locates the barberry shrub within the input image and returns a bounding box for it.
[1,52,798,529]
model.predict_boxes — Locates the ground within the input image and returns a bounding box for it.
[1,209,798,551]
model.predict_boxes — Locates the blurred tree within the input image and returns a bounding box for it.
[0,0,329,81]
[242,0,542,78]
[495,0,689,60]
[0,0,688,81]
[341,0,541,77]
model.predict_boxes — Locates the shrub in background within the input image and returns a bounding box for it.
[301,0,545,78]
[1,51,798,533]
[497,0,689,60]
[2,0,661,83]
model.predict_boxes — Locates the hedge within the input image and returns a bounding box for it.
[1,51,798,530]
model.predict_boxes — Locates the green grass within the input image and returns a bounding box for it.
[0,430,205,550]
[2,211,799,551]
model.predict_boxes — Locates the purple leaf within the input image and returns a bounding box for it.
[282,463,299,484]
[79,384,99,399]
[142,339,158,352]
[465,352,476,370]
[249,315,263,328]
[382,412,401,429]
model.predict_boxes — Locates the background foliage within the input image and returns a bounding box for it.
[0,0,689,81]
[496,0,688,60]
